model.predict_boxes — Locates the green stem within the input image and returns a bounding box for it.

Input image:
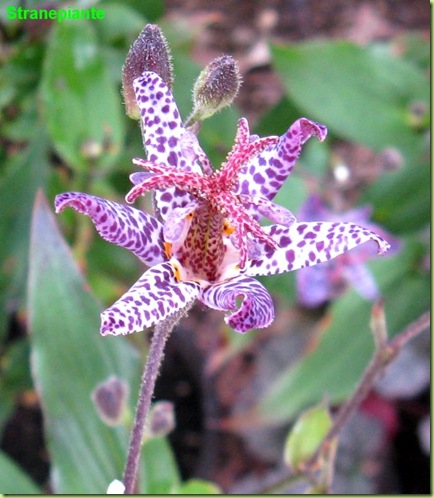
[257,308,430,495]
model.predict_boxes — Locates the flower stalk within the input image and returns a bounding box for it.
[122,307,189,494]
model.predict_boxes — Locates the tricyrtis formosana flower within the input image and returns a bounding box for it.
[55,72,390,335]
[296,194,399,308]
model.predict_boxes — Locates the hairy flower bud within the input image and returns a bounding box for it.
[91,376,129,426]
[144,401,175,439]
[122,24,173,119]
[187,55,241,127]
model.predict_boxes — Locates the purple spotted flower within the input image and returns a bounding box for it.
[55,72,391,335]
[296,194,399,308]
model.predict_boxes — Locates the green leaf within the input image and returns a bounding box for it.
[363,157,430,234]
[28,191,179,493]
[271,41,428,160]
[256,242,429,425]
[283,403,332,470]
[109,0,164,22]
[176,478,222,494]
[0,451,41,494]
[257,293,374,425]
[0,338,33,434]
[0,127,50,340]
[40,19,124,171]
[93,3,147,44]
[140,437,181,494]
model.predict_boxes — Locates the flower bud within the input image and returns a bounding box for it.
[91,376,129,426]
[283,402,332,471]
[407,100,429,129]
[122,24,173,120]
[187,55,241,127]
[144,401,175,439]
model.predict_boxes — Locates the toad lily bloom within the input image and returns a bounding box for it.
[55,71,390,335]
[296,194,399,307]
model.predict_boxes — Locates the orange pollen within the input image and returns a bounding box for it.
[164,242,172,259]
[223,220,235,236]
[171,262,182,282]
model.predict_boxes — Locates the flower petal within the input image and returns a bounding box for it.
[240,194,296,226]
[296,264,334,308]
[133,71,201,219]
[297,195,401,260]
[247,222,390,277]
[236,118,327,218]
[342,261,380,301]
[200,276,274,333]
[297,254,380,307]
[101,262,200,335]
[55,192,166,267]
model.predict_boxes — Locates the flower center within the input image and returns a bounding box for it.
[165,204,241,286]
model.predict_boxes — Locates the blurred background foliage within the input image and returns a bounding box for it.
[0,0,430,493]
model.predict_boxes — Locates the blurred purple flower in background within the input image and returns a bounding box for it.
[296,194,399,308]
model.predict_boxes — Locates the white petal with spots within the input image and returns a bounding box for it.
[133,72,202,219]
[55,192,165,267]
[200,276,274,333]
[246,221,391,277]
[101,262,200,336]
[236,118,327,220]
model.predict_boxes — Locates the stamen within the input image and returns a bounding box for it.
[171,262,182,282]
[163,204,197,242]
[240,194,296,226]
[223,220,235,236]
[180,131,213,175]
[164,242,172,258]
[129,172,155,185]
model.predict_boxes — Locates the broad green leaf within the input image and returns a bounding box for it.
[271,41,428,161]
[40,19,124,171]
[28,191,179,493]
[140,437,180,494]
[110,0,164,21]
[363,157,430,234]
[0,451,41,494]
[93,3,147,44]
[256,242,429,425]
[283,403,332,470]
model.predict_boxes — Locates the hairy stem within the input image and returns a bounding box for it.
[122,306,191,494]
[312,309,430,460]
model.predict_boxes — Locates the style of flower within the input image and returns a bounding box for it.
[55,71,390,335]
[295,194,399,307]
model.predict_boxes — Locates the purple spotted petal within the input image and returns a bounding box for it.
[200,276,274,333]
[55,192,165,267]
[246,221,391,277]
[298,195,401,260]
[133,71,201,219]
[236,118,327,219]
[101,262,200,336]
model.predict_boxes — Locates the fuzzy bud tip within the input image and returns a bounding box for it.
[122,24,173,119]
[188,55,241,126]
